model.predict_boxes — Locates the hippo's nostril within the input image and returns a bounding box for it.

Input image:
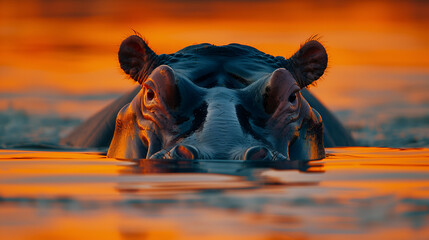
[175,146,194,159]
[243,146,272,161]
[149,149,167,159]
[170,145,199,160]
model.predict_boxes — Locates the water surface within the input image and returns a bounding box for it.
[1,147,428,239]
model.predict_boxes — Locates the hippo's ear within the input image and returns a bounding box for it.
[118,35,159,83]
[289,40,327,88]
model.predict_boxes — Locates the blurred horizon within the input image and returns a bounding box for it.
[0,0,428,147]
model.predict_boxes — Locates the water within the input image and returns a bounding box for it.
[1,147,428,239]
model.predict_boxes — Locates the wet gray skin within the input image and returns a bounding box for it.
[61,35,355,160]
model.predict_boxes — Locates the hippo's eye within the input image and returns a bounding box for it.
[146,88,155,101]
[288,92,297,103]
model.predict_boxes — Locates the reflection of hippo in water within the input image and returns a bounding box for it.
[61,35,354,160]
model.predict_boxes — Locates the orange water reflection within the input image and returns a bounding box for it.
[1,147,429,239]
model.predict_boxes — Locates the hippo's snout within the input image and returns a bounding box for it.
[148,145,199,160]
[107,64,326,161]
[243,146,288,161]
[149,144,289,161]
[168,145,200,160]
[242,146,288,161]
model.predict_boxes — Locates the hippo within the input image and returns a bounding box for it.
[61,34,354,160]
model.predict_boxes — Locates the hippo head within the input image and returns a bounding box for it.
[107,35,328,161]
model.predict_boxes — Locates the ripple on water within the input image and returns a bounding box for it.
[0,147,428,239]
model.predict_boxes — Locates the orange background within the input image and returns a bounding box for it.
[0,0,428,118]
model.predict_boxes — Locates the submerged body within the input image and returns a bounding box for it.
[61,35,354,160]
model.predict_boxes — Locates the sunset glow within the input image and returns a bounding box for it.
[1,0,428,117]
[1,0,429,239]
